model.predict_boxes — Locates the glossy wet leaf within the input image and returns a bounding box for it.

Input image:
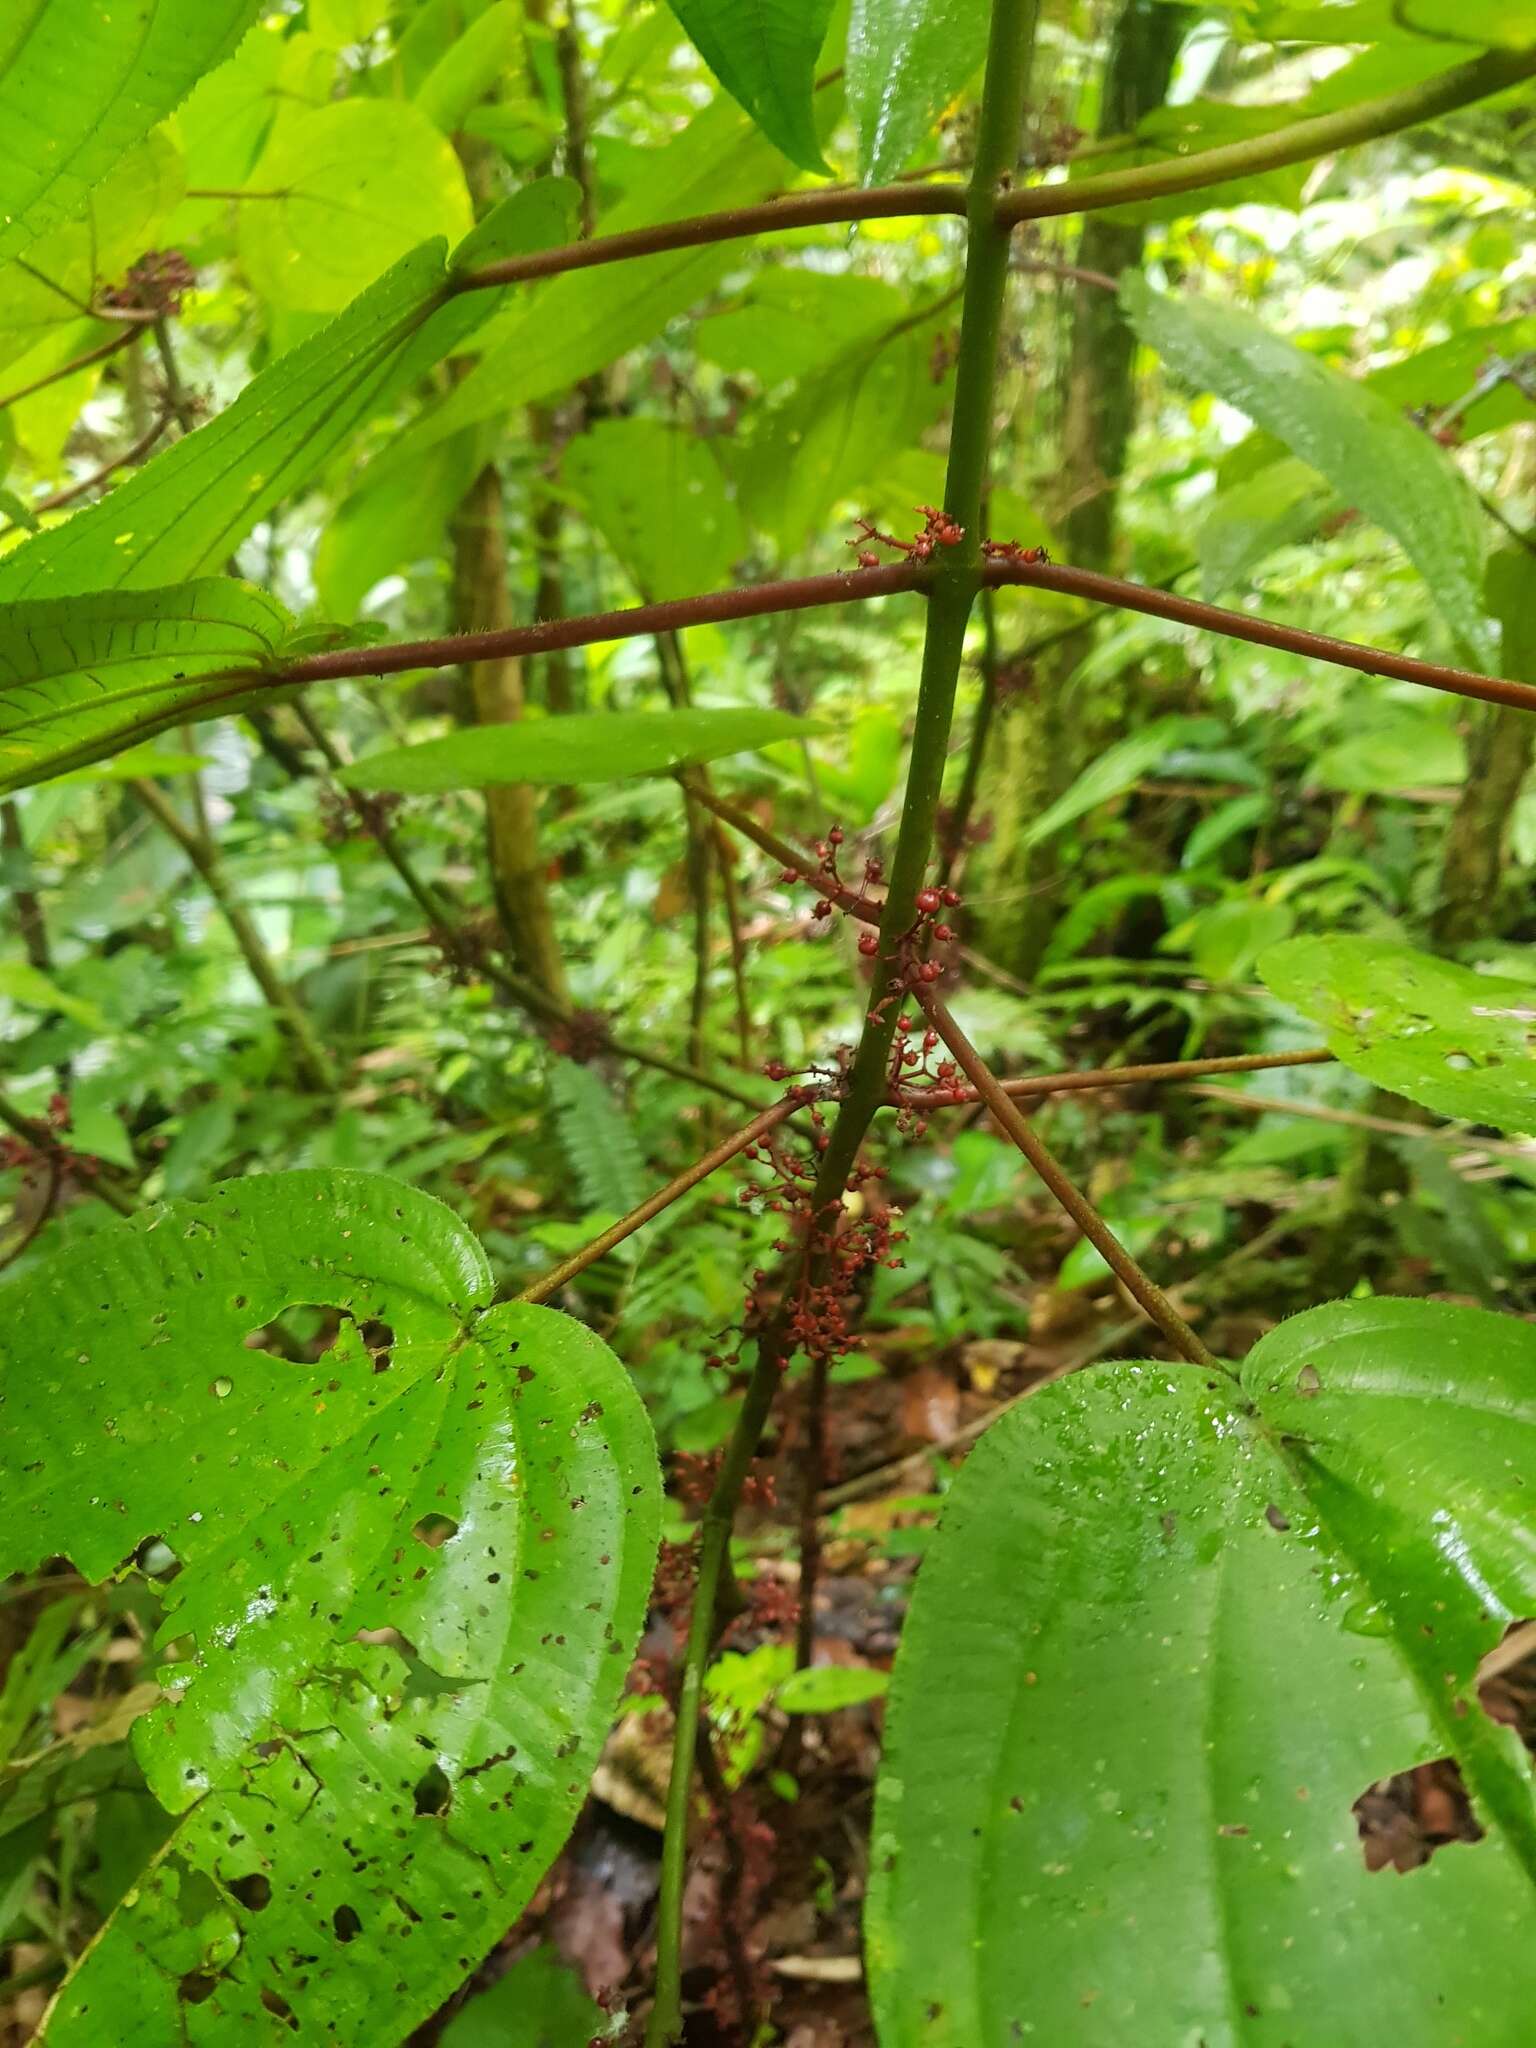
[344,709,822,793]
[239,102,473,313]
[662,0,835,171]
[0,582,289,794]
[847,0,988,185]
[0,0,257,265]
[1260,935,1536,1130]
[1123,277,1494,667]
[0,245,483,603]
[868,1300,1536,2047]
[0,1171,658,2043]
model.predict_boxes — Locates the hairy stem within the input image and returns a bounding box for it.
[644,7,1039,2038]
[919,990,1216,1365]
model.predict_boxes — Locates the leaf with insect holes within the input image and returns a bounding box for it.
[343,708,821,793]
[1259,935,1536,1131]
[0,1171,659,2043]
[662,0,836,172]
[868,1298,1536,2047]
[0,581,290,795]
[0,0,259,266]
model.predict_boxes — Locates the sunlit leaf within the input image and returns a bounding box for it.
[0,0,257,265]
[239,102,473,313]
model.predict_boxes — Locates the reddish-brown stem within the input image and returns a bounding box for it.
[918,990,1218,1367]
[283,566,927,687]
[451,185,968,293]
[515,1096,805,1305]
[0,326,139,413]
[281,563,1534,719]
[902,1045,1335,1106]
[981,558,1536,714]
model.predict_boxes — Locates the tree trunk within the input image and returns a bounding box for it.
[450,465,569,1005]
[974,0,1188,977]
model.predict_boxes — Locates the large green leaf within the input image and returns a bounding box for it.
[0,582,289,794]
[868,1300,1536,2046]
[562,419,746,602]
[1123,277,1494,666]
[239,101,473,313]
[0,1170,659,2042]
[846,0,989,185]
[1259,935,1536,1131]
[438,1945,613,2046]
[0,0,258,265]
[663,0,835,171]
[381,96,790,464]
[1021,715,1224,850]
[0,244,483,602]
[343,708,822,793]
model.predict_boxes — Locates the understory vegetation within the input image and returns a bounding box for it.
[1,0,1534,2042]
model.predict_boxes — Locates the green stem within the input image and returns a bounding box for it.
[643,7,1038,2041]
[130,779,337,1095]
[999,45,1536,227]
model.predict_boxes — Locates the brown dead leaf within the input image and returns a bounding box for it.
[900,1365,960,1443]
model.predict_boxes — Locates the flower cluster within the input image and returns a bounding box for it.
[848,503,967,569]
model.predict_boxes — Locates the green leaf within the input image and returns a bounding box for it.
[549,1060,647,1219]
[414,0,524,135]
[0,244,481,602]
[1021,715,1223,851]
[377,96,790,463]
[0,0,258,265]
[847,0,988,185]
[563,419,746,601]
[343,709,823,794]
[0,960,106,1032]
[438,1944,616,2047]
[239,101,473,313]
[1396,0,1536,44]
[776,1665,889,1713]
[1259,935,1536,1130]
[1198,456,1335,599]
[1123,278,1494,667]
[663,0,835,172]
[0,582,289,795]
[1310,710,1466,794]
[451,175,582,274]
[868,1302,1536,2046]
[0,1170,659,2042]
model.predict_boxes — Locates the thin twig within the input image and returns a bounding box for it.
[1187,1084,1536,1160]
[0,327,138,413]
[905,1045,1335,1106]
[516,1097,801,1304]
[918,991,1218,1366]
[25,410,172,517]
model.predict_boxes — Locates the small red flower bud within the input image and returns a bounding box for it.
[858,932,879,956]
[915,887,941,914]
[857,550,880,568]
[933,923,954,942]
[780,868,799,884]
[919,960,943,982]
[813,899,832,919]
[828,826,844,846]
[940,886,961,907]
